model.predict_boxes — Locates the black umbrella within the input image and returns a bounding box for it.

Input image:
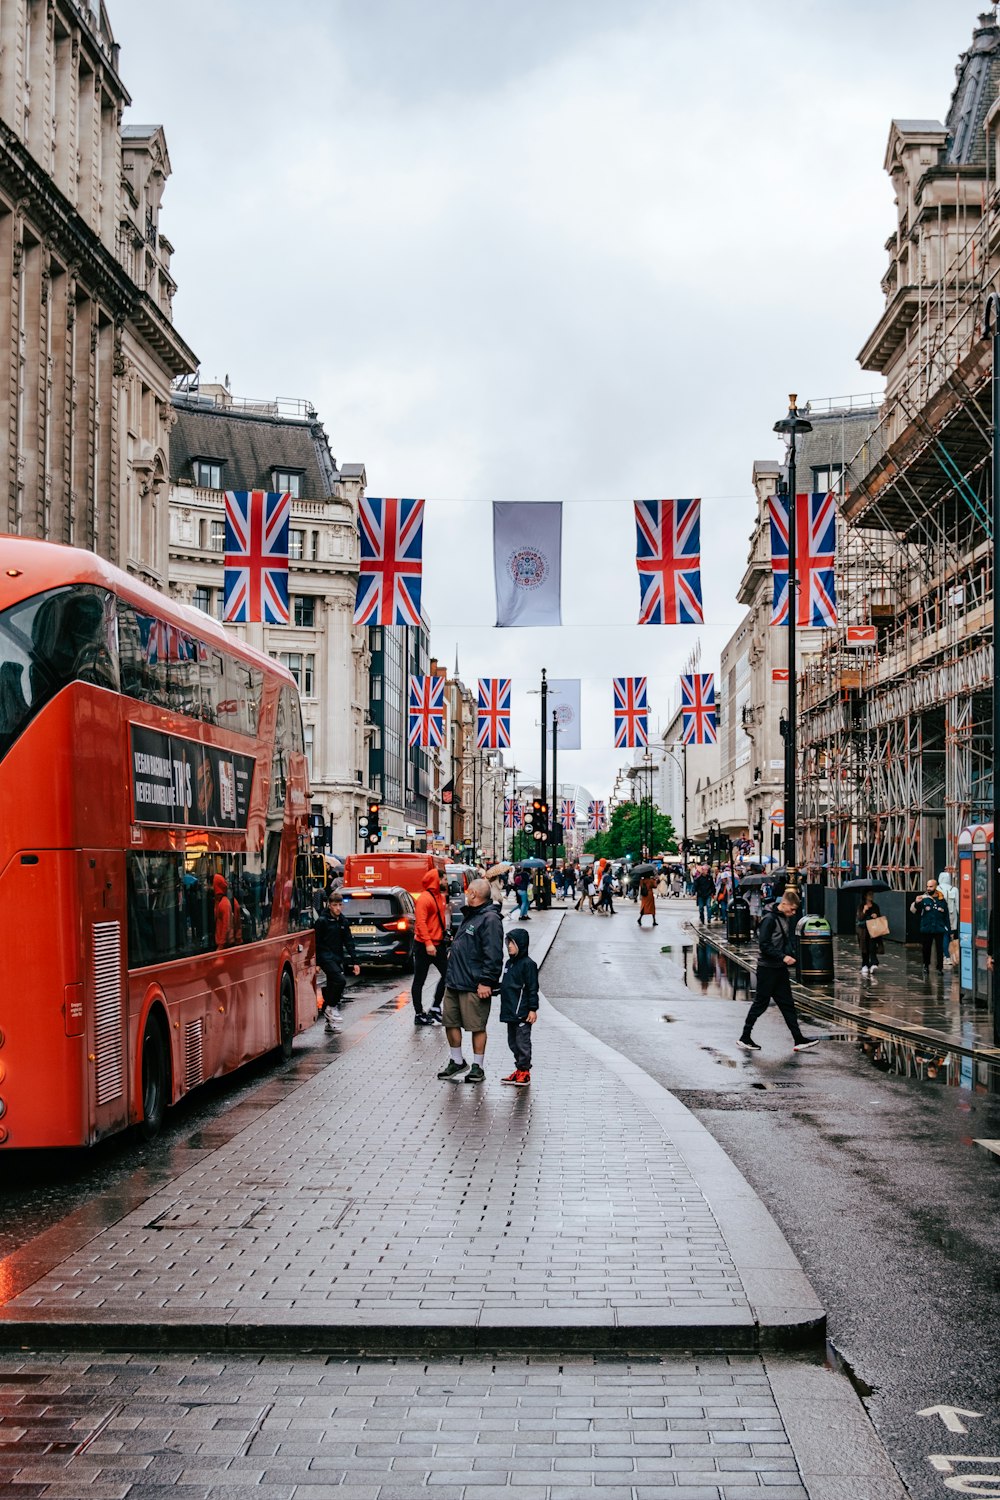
[517,857,547,869]
[840,877,892,891]
[737,874,769,890]
[630,862,657,878]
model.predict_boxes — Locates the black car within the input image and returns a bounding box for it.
[339,885,416,971]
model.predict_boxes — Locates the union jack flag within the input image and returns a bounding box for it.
[560,797,576,826]
[587,800,607,832]
[408,674,444,748]
[504,797,522,830]
[137,614,194,665]
[681,673,717,745]
[354,497,425,626]
[634,498,703,625]
[768,492,838,627]
[223,490,291,624]
[477,678,511,750]
[613,676,648,749]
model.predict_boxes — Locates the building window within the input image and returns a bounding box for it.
[812,464,844,496]
[289,528,305,561]
[194,460,223,489]
[192,586,211,614]
[210,519,225,552]
[293,595,315,628]
[304,723,314,779]
[280,651,315,697]
[214,590,225,621]
[272,469,303,498]
[311,530,320,561]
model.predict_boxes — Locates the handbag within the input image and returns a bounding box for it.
[865,915,889,939]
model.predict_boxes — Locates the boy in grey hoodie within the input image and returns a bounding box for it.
[498,927,539,1086]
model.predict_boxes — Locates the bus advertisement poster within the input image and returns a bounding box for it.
[130,723,255,830]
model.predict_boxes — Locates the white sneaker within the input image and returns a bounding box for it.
[860,966,869,977]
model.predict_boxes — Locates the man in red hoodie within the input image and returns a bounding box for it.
[412,868,449,1025]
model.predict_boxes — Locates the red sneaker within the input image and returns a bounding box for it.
[501,1071,520,1085]
[512,1070,530,1086]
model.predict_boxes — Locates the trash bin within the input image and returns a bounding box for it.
[727,897,752,945]
[795,914,834,985]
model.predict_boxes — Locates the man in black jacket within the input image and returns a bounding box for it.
[738,890,818,1053]
[314,892,360,1027]
[438,878,504,1084]
[693,868,715,924]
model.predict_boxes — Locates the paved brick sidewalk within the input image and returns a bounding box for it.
[0,911,820,1352]
[0,1348,905,1499]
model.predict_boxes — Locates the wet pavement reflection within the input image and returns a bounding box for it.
[660,936,1000,1095]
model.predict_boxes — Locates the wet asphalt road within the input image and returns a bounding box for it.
[542,898,1000,1500]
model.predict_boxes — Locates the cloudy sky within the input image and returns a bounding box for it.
[114,0,975,796]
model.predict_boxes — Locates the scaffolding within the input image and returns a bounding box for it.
[798,120,999,884]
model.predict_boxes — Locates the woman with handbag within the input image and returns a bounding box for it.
[857,890,888,976]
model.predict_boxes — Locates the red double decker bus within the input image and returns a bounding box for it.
[0,539,319,1147]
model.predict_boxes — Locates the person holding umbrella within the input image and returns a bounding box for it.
[637,873,657,927]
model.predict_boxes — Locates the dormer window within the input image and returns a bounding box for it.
[193,458,224,490]
[272,469,303,498]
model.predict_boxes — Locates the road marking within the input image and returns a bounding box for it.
[920,1407,984,1435]
[929,1457,1000,1494]
[974,1140,1000,1158]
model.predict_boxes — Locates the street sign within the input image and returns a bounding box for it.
[770,806,784,826]
[772,668,789,683]
[845,625,877,646]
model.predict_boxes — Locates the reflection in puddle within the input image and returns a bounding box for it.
[669,938,1000,1095]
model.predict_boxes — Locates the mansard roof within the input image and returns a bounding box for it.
[170,395,341,499]
[944,9,1000,165]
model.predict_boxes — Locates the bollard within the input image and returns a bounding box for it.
[727,897,752,945]
[795,914,835,985]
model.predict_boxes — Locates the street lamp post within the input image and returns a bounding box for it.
[662,741,689,873]
[773,394,813,895]
[984,296,1000,1029]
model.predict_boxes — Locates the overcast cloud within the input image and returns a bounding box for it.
[113,0,975,796]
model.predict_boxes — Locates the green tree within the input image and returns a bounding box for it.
[584,800,676,860]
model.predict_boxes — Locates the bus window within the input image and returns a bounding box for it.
[0,586,117,760]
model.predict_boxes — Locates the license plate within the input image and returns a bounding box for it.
[352,925,377,935]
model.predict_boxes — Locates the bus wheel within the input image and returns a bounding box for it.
[279,971,295,1062]
[140,1012,169,1138]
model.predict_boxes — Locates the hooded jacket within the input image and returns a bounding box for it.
[414,869,448,947]
[499,927,540,1022]
[213,874,241,949]
[757,903,797,969]
[444,899,504,993]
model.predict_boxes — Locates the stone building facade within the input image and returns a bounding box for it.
[167,386,370,856]
[0,0,195,573]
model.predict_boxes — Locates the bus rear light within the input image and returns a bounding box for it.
[0,1126,8,1144]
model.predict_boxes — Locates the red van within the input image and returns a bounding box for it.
[342,852,448,904]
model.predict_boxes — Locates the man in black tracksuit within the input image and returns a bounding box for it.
[314,892,359,1026]
[738,890,818,1053]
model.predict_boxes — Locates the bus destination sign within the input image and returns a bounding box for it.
[130,724,255,830]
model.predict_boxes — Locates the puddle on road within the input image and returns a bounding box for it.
[663,940,1000,1096]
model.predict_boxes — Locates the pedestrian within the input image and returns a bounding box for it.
[213,873,241,950]
[315,891,360,1027]
[637,874,657,927]
[513,865,531,921]
[693,867,714,924]
[575,873,595,913]
[412,869,449,1025]
[437,877,504,1083]
[597,866,616,915]
[564,864,576,901]
[715,867,731,926]
[910,879,950,976]
[499,927,539,1087]
[670,868,683,899]
[738,889,818,1053]
[937,869,959,965]
[856,889,885,977]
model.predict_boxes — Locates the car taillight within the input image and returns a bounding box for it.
[394,919,408,931]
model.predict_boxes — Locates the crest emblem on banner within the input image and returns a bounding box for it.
[508,548,548,589]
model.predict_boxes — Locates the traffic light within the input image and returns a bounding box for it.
[366,799,382,847]
[531,798,548,842]
[523,806,535,833]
